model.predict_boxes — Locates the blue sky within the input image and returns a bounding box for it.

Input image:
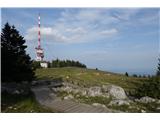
[1,8,159,75]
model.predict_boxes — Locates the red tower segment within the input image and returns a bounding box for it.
[38,14,41,48]
[35,13,44,61]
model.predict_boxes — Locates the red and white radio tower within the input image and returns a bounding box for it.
[35,13,44,61]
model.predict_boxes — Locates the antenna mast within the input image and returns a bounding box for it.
[38,13,41,48]
[35,13,44,61]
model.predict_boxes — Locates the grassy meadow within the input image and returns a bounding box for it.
[35,67,148,92]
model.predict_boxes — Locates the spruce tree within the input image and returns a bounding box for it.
[1,23,35,83]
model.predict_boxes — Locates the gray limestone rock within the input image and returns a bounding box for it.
[102,85,127,99]
[64,94,74,100]
[135,96,156,103]
[109,99,130,106]
[92,103,106,108]
[87,87,102,97]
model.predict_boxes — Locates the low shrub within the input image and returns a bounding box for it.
[131,77,160,99]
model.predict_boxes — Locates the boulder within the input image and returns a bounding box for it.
[141,109,146,113]
[80,89,87,96]
[108,99,130,106]
[72,89,81,94]
[101,93,110,98]
[56,83,88,96]
[60,86,73,93]
[64,94,74,100]
[102,85,127,99]
[156,107,160,111]
[135,96,156,103]
[92,103,106,108]
[157,100,160,104]
[87,87,102,97]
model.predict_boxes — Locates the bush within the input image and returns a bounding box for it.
[132,77,160,99]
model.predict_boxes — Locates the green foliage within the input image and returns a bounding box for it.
[1,23,35,83]
[125,72,129,77]
[32,61,41,69]
[133,74,138,77]
[132,77,160,99]
[47,61,52,68]
[131,57,160,99]
[51,58,87,68]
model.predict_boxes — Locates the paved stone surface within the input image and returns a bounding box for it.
[32,86,117,113]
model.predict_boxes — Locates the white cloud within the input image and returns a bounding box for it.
[66,27,87,34]
[25,26,68,42]
[25,9,120,44]
[100,28,118,36]
[26,8,157,44]
[25,25,118,44]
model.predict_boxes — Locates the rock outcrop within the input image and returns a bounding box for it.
[92,103,106,108]
[53,83,128,101]
[102,85,127,100]
[108,99,130,106]
[64,94,74,100]
[135,96,156,103]
[87,87,102,97]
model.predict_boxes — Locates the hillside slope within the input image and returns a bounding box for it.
[35,67,147,92]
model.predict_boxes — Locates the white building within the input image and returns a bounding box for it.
[40,62,48,68]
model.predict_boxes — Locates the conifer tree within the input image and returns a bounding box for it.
[125,72,129,77]
[1,23,35,83]
[157,58,160,76]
